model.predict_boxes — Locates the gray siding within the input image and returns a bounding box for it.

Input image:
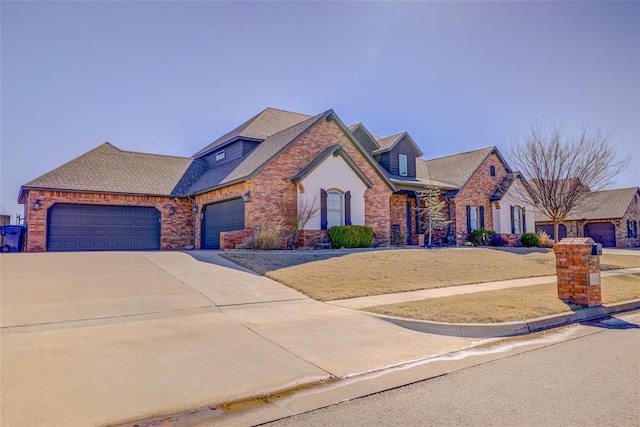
[202,141,243,167]
[242,140,260,155]
[381,137,418,177]
[352,128,378,154]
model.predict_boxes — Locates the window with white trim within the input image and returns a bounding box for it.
[399,154,408,176]
[216,150,226,161]
[514,207,523,233]
[469,206,480,230]
[326,191,343,228]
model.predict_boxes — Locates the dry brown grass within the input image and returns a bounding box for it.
[220,248,638,301]
[364,274,640,323]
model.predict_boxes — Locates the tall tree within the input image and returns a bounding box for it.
[508,123,628,242]
[417,185,449,247]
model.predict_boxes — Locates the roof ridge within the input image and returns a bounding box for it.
[423,146,495,163]
[117,147,193,160]
[262,106,313,117]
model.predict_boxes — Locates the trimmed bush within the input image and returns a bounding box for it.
[467,228,494,246]
[520,232,540,247]
[328,225,374,248]
[488,234,509,247]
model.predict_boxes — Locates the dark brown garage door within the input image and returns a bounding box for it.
[201,198,245,249]
[584,222,616,247]
[536,224,567,240]
[47,204,160,251]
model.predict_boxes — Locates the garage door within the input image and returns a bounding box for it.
[536,224,567,240]
[201,199,245,249]
[584,222,616,247]
[47,204,160,251]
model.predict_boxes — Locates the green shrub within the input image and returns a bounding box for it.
[467,228,494,246]
[520,232,540,247]
[328,225,374,248]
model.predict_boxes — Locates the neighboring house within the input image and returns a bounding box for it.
[19,107,536,252]
[535,187,640,248]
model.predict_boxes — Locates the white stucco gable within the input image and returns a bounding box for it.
[295,148,370,230]
[492,178,536,234]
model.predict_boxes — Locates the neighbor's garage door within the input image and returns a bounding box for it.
[47,204,160,251]
[201,198,245,249]
[584,222,616,248]
[537,224,567,240]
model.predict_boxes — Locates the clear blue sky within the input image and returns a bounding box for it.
[1,1,638,219]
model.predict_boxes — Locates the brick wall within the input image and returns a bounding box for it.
[452,153,509,245]
[23,190,193,251]
[554,238,601,306]
[618,191,640,248]
[250,118,394,246]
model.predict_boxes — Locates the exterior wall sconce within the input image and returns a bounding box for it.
[168,204,175,215]
[242,191,251,203]
[33,199,42,210]
[192,203,199,213]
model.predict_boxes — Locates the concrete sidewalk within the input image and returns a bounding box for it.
[328,267,640,310]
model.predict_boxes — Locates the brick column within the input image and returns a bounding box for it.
[553,238,602,307]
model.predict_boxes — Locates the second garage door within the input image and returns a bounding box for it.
[201,198,245,249]
[47,204,160,251]
[584,222,616,247]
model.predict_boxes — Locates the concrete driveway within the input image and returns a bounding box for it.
[1,251,478,427]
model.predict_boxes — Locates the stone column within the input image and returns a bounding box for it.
[553,237,602,307]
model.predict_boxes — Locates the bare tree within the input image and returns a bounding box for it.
[279,196,321,249]
[508,122,628,242]
[417,185,449,247]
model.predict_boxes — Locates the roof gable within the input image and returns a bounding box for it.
[373,132,423,156]
[348,122,381,153]
[193,107,312,157]
[292,144,373,188]
[19,142,194,202]
[421,146,511,190]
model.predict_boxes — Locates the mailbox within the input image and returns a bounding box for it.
[591,242,602,256]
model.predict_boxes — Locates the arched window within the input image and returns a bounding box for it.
[326,191,343,228]
[489,165,496,177]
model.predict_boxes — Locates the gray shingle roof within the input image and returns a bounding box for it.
[536,187,639,221]
[20,143,194,199]
[193,107,312,157]
[187,112,326,194]
[420,146,496,188]
[374,132,405,151]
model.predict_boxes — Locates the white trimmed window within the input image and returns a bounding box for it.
[399,154,408,176]
[469,206,480,230]
[514,207,523,233]
[216,150,226,161]
[327,191,343,228]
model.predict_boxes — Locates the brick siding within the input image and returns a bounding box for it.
[23,190,193,251]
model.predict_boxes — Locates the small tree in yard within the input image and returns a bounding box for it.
[508,122,628,242]
[279,196,320,249]
[417,185,449,247]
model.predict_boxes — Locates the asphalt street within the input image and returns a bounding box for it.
[266,315,640,427]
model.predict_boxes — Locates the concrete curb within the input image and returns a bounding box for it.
[374,299,640,338]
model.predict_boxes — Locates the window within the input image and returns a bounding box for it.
[469,207,480,230]
[489,166,496,177]
[514,207,523,233]
[216,150,226,161]
[399,154,408,176]
[326,191,343,228]
[628,220,638,238]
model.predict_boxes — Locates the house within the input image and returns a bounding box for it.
[18,107,536,252]
[535,187,640,248]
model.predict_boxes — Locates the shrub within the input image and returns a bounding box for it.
[536,229,553,248]
[467,228,494,246]
[239,222,282,250]
[488,234,509,247]
[328,225,374,248]
[520,232,540,247]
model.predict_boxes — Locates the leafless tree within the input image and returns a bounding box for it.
[417,185,449,247]
[279,196,320,249]
[508,122,628,242]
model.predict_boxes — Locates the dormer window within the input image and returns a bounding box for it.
[399,154,408,176]
[490,165,496,177]
[216,150,226,162]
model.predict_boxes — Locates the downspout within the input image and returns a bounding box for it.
[188,195,198,249]
[446,197,455,245]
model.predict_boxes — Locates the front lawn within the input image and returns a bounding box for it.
[220,248,639,301]
[364,273,640,323]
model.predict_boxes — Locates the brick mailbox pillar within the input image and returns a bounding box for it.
[553,237,602,307]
